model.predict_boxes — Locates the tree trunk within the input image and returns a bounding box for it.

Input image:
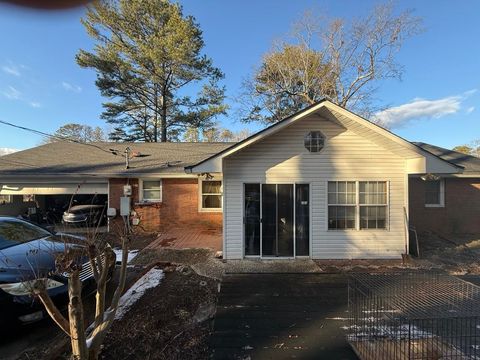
[161,94,167,142]
[68,270,88,360]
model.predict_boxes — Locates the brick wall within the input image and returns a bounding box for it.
[409,177,480,234]
[108,177,222,232]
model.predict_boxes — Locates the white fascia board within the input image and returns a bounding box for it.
[406,156,462,174]
[0,176,108,183]
[324,102,460,174]
[0,172,199,180]
[188,157,223,174]
[406,158,426,174]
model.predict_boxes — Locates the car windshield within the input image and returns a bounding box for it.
[0,218,51,250]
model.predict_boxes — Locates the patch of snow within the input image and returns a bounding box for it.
[346,323,433,341]
[363,309,399,314]
[113,249,139,265]
[115,267,164,320]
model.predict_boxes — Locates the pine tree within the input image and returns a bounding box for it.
[77,0,227,142]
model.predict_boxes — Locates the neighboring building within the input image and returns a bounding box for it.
[409,142,480,235]
[0,142,230,233]
[0,100,479,259]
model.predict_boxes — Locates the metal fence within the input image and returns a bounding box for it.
[347,272,480,359]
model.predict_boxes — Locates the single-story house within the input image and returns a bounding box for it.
[0,142,231,232]
[1,100,479,259]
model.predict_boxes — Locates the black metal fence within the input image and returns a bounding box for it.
[347,272,480,359]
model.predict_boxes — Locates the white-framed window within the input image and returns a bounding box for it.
[140,179,162,202]
[425,179,445,207]
[200,179,222,211]
[23,194,35,203]
[359,181,388,230]
[304,131,325,152]
[0,195,12,205]
[328,180,388,230]
[327,181,356,229]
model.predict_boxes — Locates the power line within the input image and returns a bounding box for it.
[0,157,39,168]
[0,157,108,178]
[0,119,121,157]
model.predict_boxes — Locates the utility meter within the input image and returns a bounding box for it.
[123,185,132,196]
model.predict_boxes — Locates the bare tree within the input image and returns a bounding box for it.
[471,139,480,158]
[43,123,107,144]
[454,140,480,158]
[182,124,252,142]
[11,193,131,360]
[241,2,423,124]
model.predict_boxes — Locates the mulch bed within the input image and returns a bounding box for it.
[100,265,219,360]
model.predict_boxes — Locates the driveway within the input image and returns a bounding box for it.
[211,274,357,360]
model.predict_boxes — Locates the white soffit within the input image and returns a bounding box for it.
[0,182,108,195]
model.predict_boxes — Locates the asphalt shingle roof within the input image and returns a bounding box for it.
[0,142,234,177]
[414,142,480,173]
[1,140,478,178]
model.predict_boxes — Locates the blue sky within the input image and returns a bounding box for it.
[0,0,478,151]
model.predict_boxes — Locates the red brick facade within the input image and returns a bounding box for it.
[409,177,480,235]
[108,177,222,233]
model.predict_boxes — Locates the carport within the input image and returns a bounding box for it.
[0,178,108,229]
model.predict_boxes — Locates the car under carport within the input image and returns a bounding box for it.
[0,177,108,229]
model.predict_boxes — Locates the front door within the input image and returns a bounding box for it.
[244,183,309,258]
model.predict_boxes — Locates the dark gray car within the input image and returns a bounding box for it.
[62,204,106,227]
[0,217,115,326]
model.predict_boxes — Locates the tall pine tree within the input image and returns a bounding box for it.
[77,0,227,142]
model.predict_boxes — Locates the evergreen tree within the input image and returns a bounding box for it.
[77,0,227,142]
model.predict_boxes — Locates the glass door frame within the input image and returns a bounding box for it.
[243,182,311,259]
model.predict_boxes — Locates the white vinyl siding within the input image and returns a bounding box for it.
[223,115,407,260]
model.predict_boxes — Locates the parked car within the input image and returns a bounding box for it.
[62,203,107,227]
[0,216,115,326]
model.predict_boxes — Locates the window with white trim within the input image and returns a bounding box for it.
[328,181,388,230]
[304,131,325,152]
[425,179,445,207]
[141,180,162,202]
[359,181,387,229]
[201,180,222,210]
[328,181,356,229]
[0,195,12,205]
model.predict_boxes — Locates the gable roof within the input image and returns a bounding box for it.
[186,100,460,174]
[414,142,480,173]
[0,141,233,177]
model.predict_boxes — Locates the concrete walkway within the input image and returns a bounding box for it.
[211,274,357,360]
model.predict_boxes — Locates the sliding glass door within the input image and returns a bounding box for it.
[261,184,277,256]
[244,183,309,258]
[295,184,310,256]
[244,184,260,256]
